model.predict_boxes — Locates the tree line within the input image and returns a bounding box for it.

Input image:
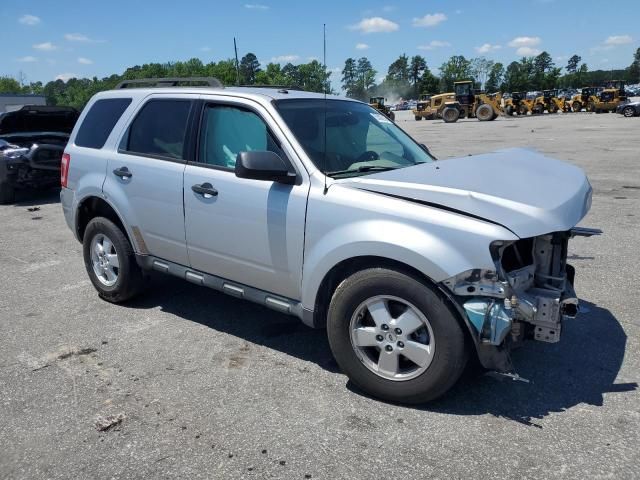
[0,47,638,109]
[342,48,640,101]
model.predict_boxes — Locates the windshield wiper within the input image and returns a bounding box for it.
[327,165,400,177]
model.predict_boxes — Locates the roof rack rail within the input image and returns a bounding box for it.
[241,84,303,91]
[115,77,223,89]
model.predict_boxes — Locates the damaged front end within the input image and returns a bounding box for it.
[441,227,601,374]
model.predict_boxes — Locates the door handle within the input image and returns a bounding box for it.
[113,166,132,179]
[191,182,218,198]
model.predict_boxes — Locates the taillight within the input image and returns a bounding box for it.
[61,153,70,187]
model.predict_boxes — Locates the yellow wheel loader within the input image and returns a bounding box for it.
[368,97,395,121]
[535,89,566,114]
[441,81,503,123]
[586,88,626,113]
[569,87,601,112]
[504,92,525,116]
[412,92,456,120]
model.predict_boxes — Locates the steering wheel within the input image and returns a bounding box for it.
[356,150,380,163]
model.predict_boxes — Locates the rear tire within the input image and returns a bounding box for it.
[518,104,529,116]
[327,268,468,404]
[623,106,635,117]
[505,105,514,116]
[414,115,422,121]
[442,107,460,123]
[572,102,581,112]
[0,181,15,205]
[83,216,145,303]
[476,104,494,121]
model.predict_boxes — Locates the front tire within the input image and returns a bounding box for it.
[623,106,635,117]
[83,217,145,303]
[442,107,460,123]
[327,268,468,404]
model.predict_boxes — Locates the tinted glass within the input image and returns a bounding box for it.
[75,98,131,149]
[199,105,282,169]
[275,99,433,178]
[127,100,192,159]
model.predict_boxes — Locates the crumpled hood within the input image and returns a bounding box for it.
[339,148,592,238]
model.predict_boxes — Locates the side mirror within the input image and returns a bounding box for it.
[235,151,296,184]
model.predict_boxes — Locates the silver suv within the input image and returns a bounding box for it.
[61,78,598,403]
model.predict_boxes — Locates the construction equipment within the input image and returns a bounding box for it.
[504,92,526,116]
[587,88,626,113]
[569,87,601,112]
[441,81,503,123]
[412,92,456,120]
[534,89,567,114]
[368,97,395,121]
[604,80,626,102]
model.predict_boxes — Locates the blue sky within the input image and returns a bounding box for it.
[1,0,637,87]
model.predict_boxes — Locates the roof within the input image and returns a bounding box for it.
[94,85,355,103]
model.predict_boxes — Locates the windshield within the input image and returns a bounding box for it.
[274,99,433,178]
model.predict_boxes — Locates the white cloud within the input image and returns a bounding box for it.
[244,4,269,9]
[604,35,632,45]
[355,43,369,50]
[55,73,79,82]
[475,43,502,54]
[64,33,99,42]
[418,40,451,50]
[33,42,57,51]
[17,56,38,63]
[19,14,41,26]
[307,56,319,61]
[412,13,447,27]
[77,57,93,65]
[350,17,399,33]
[516,46,542,56]
[271,54,299,63]
[508,36,541,48]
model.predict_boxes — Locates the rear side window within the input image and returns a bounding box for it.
[125,100,192,160]
[75,98,131,149]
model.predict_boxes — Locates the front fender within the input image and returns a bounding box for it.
[302,219,496,311]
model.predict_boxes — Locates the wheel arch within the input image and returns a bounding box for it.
[76,195,136,250]
[307,255,474,346]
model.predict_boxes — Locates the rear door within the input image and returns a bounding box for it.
[183,97,308,300]
[103,94,196,266]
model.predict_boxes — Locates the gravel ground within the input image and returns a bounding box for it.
[1,110,638,479]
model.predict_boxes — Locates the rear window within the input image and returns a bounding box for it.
[124,99,192,160]
[75,98,131,149]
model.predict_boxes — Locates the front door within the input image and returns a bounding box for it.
[183,99,308,300]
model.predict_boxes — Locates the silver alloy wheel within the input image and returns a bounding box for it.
[90,233,120,287]
[624,107,635,117]
[349,295,435,381]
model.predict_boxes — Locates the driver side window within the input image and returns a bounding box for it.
[199,104,283,169]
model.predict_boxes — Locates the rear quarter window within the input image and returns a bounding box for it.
[75,98,132,149]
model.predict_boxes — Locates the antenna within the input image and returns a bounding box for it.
[233,37,240,86]
[322,23,328,195]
